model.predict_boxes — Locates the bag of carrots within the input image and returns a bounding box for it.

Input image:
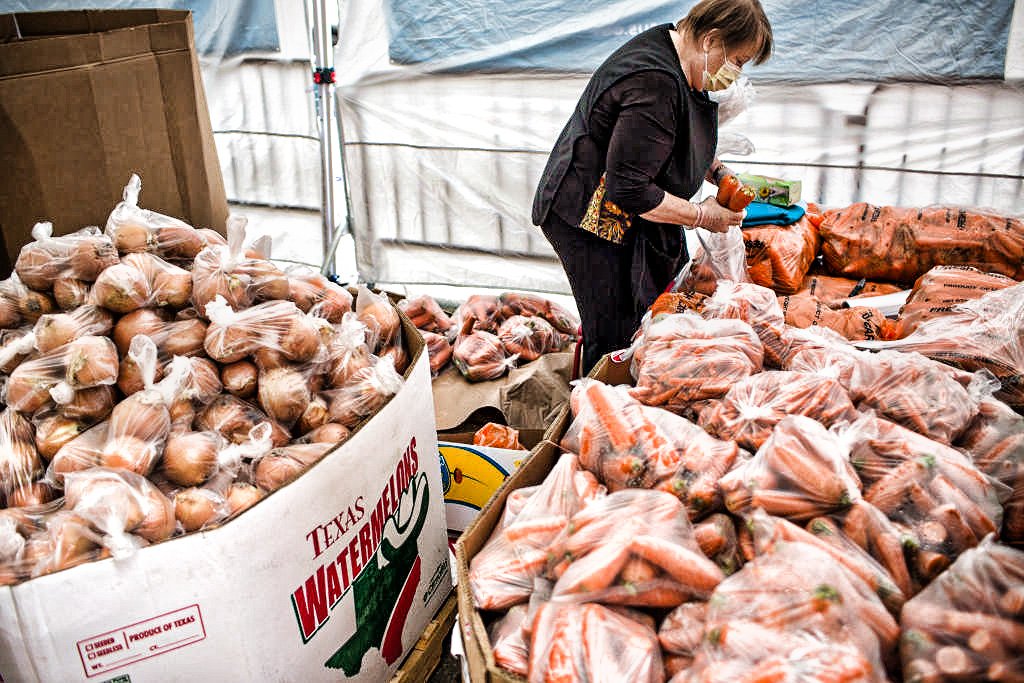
[783,328,875,386]
[648,291,708,320]
[794,272,904,308]
[693,513,743,576]
[528,601,664,683]
[452,294,503,334]
[859,283,1024,410]
[847,349,994,444]
[741,214,820,294]
[900,536,1024,683]
[418,330,451,376]
[672,225,750,296]
[468,452,584,610]
[473,423,525,450]
[719,414,865,522]
[685,539,894,683]
[697,370,857,451]
[497,315,555,362]
[777,292,888,342]
[701,280,790,368]
[628,312,764,411]
[489,603,531,677]
[956,397,1024,545]
[893,265,1017,339]
[659,601,707,677]
[849,414,1008,583]
[819,203,1024,285]
[397,294,452,335]
[497,291,580,335]
[547,489,724,608]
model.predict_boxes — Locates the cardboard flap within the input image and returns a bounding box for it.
[432,352,573,431]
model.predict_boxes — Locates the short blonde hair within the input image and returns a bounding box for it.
[677,0,773,65]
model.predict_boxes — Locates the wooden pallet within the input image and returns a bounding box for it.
[391,591,458,682]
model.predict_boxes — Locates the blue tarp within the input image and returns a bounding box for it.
[384,0,1014,82]
[0,0,278,55]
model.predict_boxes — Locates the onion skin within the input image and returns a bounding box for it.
[92,263,150,313]
[279,317,321,363]
[221,360,258,398]
[99,436,159,476]
[4,373,53,415]
[304,422,351,445]
[297,396,329,435]
[59,385,117,421]
[35,415,90,461]
[254,443,330,491]
[358,300,400,352]
[329,345,371,388]
[157,224,205,260]
[163,319,207,357]
[381,343,410,375]
[152,268,193,309]
[257,367,311,426]
[69,236,119,281]
[17,289,57,323]
[113,221,155,254]
[0,296,21,328]
[65,474,145,531]
[174,488,223,532]
[162,431,219,487]
[34,314,78,353]
[52,278,90,311]
[135,487,176,542]
[181,357,222,404]
[226,483,265,516]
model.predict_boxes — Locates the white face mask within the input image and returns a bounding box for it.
[703,44,742,92]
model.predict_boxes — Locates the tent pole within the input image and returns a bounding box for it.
[308,0,337,276]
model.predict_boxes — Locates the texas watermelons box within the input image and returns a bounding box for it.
[0,316,452,682]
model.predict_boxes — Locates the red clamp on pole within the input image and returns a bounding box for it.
[312,67,336,84]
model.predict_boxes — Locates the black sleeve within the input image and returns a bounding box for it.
[602,70,678,215]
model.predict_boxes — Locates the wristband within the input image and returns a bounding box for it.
[693,203,705,228]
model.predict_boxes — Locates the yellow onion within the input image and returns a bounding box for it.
[108,392,171,443]
[174,488,224,532]
[151,268,193,309]
[69,236,119,281]
[52,278,91,311]
[381,343,410,375]
[35,512,105,576]
[197,228,227,248]
[98,436,159,476]
[181,357,221,404]
[134,486,176,543]
[65,336,119,388]
[0,296,20,328]
[65,474,145,531]
[59,385,116,421]
[169,399,196,433]
[358,299,400,351]
[92,263,150,313]
[257,367,310,426]
[240,260,290,302]
[112,220,155,254]
[163,319,207,357]
[329,345,371,388]
[117,353,164,396]
[113,308,169,355]
[304,422,351,445]
[278,317,320,362]
[0,411,43,496]
[221,360,258,398]
[17,289,57,323]
[156,224,205,259]
[226,482,265,516]
[297,396,329,435]
[162,431,219,486]
[4,373,53,414]
[34,414,90,461]
[254,444,330,491]
[14,243,61,291]
[254,348,288,371]
[8,481,57,507]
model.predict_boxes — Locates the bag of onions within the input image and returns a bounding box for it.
[14,222,119,292]
[286,266,353,323]
[324,355,405,429]
[0,273,57,326]
[5,335,119,415]
[204,295,326,366]
[90,252,193,314]
[104,174,206,260]
[356,285,401,353]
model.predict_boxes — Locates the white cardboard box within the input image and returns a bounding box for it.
[0,334,452,682]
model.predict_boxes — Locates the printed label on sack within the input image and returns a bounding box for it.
[77,604,206,677]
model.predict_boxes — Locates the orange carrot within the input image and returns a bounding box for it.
[629,535,724,593]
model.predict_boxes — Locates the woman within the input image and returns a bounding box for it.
[532,0,773,374]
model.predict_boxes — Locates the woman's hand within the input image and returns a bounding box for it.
[693,196,745,233]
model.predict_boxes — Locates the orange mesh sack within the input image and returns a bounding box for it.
[741,214,820,294]
[819,203,1024,285]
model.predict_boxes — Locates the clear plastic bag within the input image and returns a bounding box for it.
[29,305,115,355]
[15,222,119,291]
[719,414,865,522]
[251,442,332,492]
[286,266,353,323]
[324,312,372,388]
[498,291,580,336]
[741,214,820,295]
[893,265,1016,339]
[628,312,763,410]
[105,174,206,260]
[497,315,555,363]
[5,335,119,415]
[528,601,663,683]
[421,330,453,376]
[701,280,789,368]
[672,225,750,296]
[355,285,401,353]
[659,601,708,661]
[548,489,723,607]
[453,324,516,382]
[489,604,530,677]
[0,409,44,499]
[325,355,405,428]
[196,394,291,447]
[19,510,109,580]
[398,294,452,334]
[0,273,57,326]
[693,513,742,576]
[204,295,326,365]
[452,294,503,335]
[795,272,904,308]
[52,277,92,311]
[900,536,1024,683]
[469,453,583,610]
[91,252,193,313]
[473,423,524,450]
[697,370,857,451]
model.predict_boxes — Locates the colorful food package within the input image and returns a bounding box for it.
[497,315,555,362]
[777,292,888,341]
[819,203,1024,284]
[673,225,750,296]
[893,265,1017,338]
[847,350,993,444]
[900,536,1024,683]
[795,272,904,308]
[473,423,525,450]
[697,371,857,451]
[398,294,451,334]
[849,414,1008,583]
[548,489,724,608]
[628,312,764,410]
[720,415,864,522]
[528,601,663,683]
[686,540,896,683]
[701,280,790,368]
[956,397,1024,545]
[858,283,1024,410]
[421,330,452,375]
[5,335,119,415]
[324,355,404,428]
[204,295,326,365]
[190,215,290,313]
[90,252,193,313]
[105,174,206,260]
[14,222,119,292]
[741,214,820,294]
[468,453,583,610]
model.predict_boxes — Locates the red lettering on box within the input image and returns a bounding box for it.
[76,604,205,677]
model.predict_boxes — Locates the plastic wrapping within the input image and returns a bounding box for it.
[0,274,57,325]
[286,267,353,323]
[697,371,857,451]
[777,292,888,341]
[14,222,119,291]
[324,354,404,429]
[527,601,663,683]
[29,305,115,355]
[17,510,108,581]
[857,283,1024,410]
[105,174,206,260]
[819,203,1024,285]
[848,350,994,444]
[849,414,1007,583]
[648,291,707,319]
[52,278,92,311]
[672,226,750,296]
[701,280,789,368]
[251,442,333,492]
[255,364,316,429]
[628,312,763,410]
[489,603,530,677]
[453,323,516,382]
[204,295,326,365]
[473,423,525,450]
[686,539,894,683]
[497,315,555,362]
[794,273,904,308]
[421,330,453,376]
[398,294,452,335]
[548,489,723,607]
[659,601,708,663]
[469,452,583,610]
[741,214,820,294]
[894,265,1018,339]
[355,285,401,353]
[497,292,580,336]
[900,536,1024,683]
[5,336,119,415]
[720,415,864,521]
[453,294,503,335]
[0,409,43,499]
[90,252,193,314]
[196,395,291,447]
[693,513,742,576]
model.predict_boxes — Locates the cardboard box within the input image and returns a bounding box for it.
[437,430,544,534]
[454,356,627,682]
[0,315,453,682]
[737,173,802,207]
[390,593,457,682]
[0,9,229,277]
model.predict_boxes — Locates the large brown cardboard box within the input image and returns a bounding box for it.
[0,9,229,277]
[454,356,629,682]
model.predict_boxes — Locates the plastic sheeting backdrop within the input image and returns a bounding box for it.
[335,0,1024,292]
